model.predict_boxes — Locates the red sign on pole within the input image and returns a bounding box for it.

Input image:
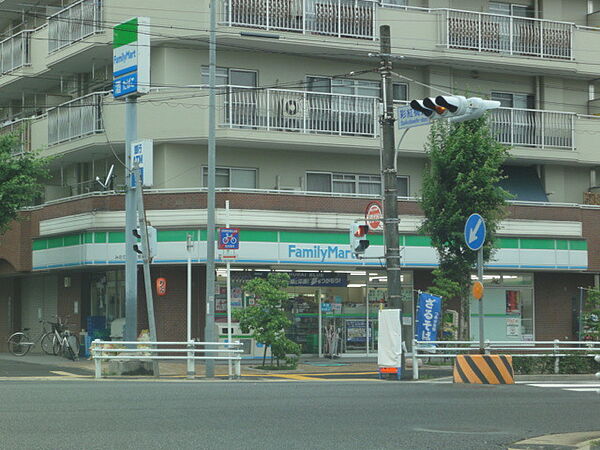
[156,277,167,296]
[365,201,383,231]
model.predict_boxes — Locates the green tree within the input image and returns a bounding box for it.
[233,273,301,367]
[582,288,600,341]
[420,117,510,339]
[0,132,49,233]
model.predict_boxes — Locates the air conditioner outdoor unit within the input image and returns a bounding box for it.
[281,95,305,118]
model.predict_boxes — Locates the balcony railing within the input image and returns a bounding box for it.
[0,118,32,154]
[48,91,107,145]
[48,0,103,53]
[489,107,574,149]
[221,86,379,137]
[0,30,32,75]
[441,9,573,60]
[219,0,376,39]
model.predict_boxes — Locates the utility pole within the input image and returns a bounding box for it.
[379,25,408,370]
[204,0,217,378]
[124,97,138,342]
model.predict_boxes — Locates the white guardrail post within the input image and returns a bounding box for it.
[553,339,560,374]
[412,338,419,380]
[187,340,195,380]
[93,339,102,379]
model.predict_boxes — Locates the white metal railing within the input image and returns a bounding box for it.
[48,0,103,53]
[412,339,600,380]
[222,86,379,137]
[48,91,107,145]
[0,30,32,75]
[441,9,573,60]
[0,118,32,154]
[489,107,574,149]
[219,0,376,39]
[91,340,243,379]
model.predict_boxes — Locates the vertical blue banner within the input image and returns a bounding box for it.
[415,292,442,342]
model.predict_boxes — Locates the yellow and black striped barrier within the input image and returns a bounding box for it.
[453,354,514,384]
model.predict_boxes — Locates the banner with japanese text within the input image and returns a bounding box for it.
[415,292,442,342]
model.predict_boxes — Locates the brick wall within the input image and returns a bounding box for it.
[137,266,207,341]
[534,272,593,340]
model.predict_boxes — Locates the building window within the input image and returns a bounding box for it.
[392,83,408,103]
[306,172,410,197]
[202,167,257,189]
[489,2,534,17]
[201,67,257,88]
[491,92,535,109]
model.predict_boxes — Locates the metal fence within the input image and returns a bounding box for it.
[0,118,32,154]
[0,30,32,75]
[91,340,243,379]
[48,91,107,145]
[221,86,379,137]
[219,0,376,39]
[48,0,103,53]
[441,9,573,60]
[412,339,600,380]
[489,107,574,149]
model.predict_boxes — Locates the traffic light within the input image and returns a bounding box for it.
[409,95,500,123]
[132,226,157,259]
[350,222,370,255]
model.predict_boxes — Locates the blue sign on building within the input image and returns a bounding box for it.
[397,105,431,129]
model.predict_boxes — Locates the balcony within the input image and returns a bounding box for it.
[0,118,32,154]
[221,86,379,137]
[48,91,107,146]
[440,9,573,60]
[219,0,376,39]
[490,108,574,150]
[48,0,103,53]
[0,30,32,75]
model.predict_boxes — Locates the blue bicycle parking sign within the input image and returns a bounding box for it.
[218,228,240,250]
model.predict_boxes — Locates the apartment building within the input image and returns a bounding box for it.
[1,0,599,355]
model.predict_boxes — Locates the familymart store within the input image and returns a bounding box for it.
[31,228,588,353]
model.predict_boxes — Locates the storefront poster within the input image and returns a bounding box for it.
[506,290,520,314]
[415,292,442,342]
[231,271,348,287]
[346,320,368,343]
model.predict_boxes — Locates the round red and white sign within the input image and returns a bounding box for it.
[365,201,383,231]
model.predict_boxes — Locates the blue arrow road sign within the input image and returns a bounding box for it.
[464,213,486,251]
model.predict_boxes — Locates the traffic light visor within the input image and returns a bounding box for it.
[435,96,460,113]
[410,99,433,117]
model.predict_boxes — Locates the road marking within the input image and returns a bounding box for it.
[525,383,600,393]
[50,371,91,378]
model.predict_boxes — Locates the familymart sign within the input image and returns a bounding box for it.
[113,17,150,98]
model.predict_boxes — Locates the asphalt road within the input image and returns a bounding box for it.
[0,379,598,449]
[0,357,91,378]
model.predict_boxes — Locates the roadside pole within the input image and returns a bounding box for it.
[464,213,487,354]
[226,200,233,378]
[477,247,484,354]
[134,164,160,377]
[186,233,194,379]
[379,26,406,366]
[124,97,138,343]
[204,0,217,378]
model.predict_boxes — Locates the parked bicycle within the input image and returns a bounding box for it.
[7,320,57,356]
[49,315,80,361]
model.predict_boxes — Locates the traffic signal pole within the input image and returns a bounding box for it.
[379,26,407,363]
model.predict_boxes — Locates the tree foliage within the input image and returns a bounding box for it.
[0,132,49,233]
[233,273,301,367]
[420,116,510,338]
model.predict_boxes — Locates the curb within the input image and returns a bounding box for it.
[509,431,600,450]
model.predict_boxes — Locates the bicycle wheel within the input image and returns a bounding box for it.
[65,335,80,361]
[8,333,31,356]
[52,334,61,356]
[40,332,56,355]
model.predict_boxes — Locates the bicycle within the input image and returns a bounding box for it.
[49,316,80,361]
[7,320,57,356]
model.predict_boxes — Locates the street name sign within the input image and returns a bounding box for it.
[397,105,430,130]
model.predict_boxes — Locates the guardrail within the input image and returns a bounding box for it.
[412,339,600,380]
[48,0,103,53]
[221,86,379,137]
[91,340,243,379]
[489,107,575,149]
[0,30,32,75]
[48,91,107,145]
[440,8,573,60]
[219,0,376,40]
